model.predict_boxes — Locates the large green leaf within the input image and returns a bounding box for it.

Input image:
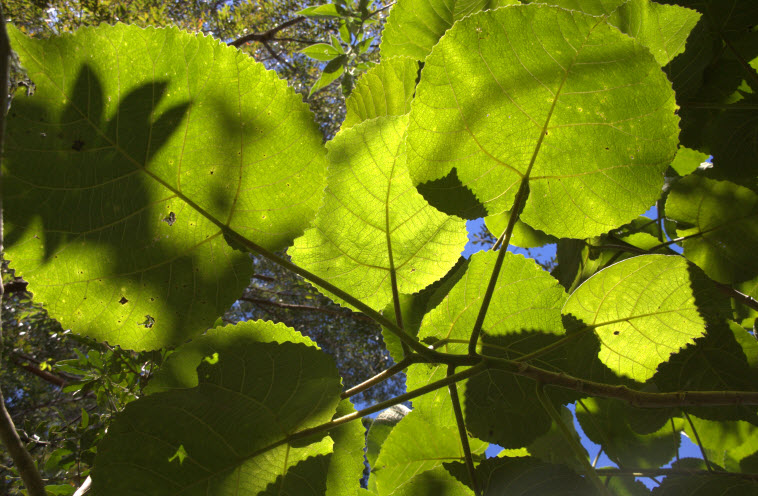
[654,322,758,423]
[408,250,569,446]
[4,25,327,350]
[407,4,680,238]
[527,0,702,67]
[562,255,709,382]
[681,414,758,472]
[474,457,594,495]
[652,473,758,495]
[665,175,758,284]
[290,115,468,311]
[93,322,348,495]
[371,410,486,495]
[343,57,420,129]
[379,0,517,61]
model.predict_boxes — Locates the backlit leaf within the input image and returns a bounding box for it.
[563,255,709,382]
[4,25,327,350]
[407,5,680,238]
[290,115,468,311]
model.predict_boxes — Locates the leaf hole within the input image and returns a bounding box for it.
[119,296,128,305]
[162,212,176,226]
[141,315,155,328]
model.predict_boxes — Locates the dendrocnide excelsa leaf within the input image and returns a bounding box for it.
[93,321,361,495]
[3,24,327,350]
[562,255,710,382]
[343,56,420,129]
[290,115,468,311]
[379,0,518,61]
[407,4,680,238]
[665,175,758,284]
[407,250,569,447]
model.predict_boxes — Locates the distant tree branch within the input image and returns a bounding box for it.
[239,295,374,322]
[9,352,68,388]
[228,16,306,48]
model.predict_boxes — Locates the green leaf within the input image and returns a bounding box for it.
[474,457,595,495]
[381,257,468,362]
[297,4,343,18]
[563,255,709,382]
[290,115,468,311]
[528,0,702,67]
[300,43,344,61]
[526,406,588,473]
[654,321,758,423]
[390,466,472,496]
[380,0,518,61]
[371,410,486,495]
[485,211,557,248]
[666,175,758,284]
[407,5,680,238]
[681,414,758,472]
[408,250,568,445]
[4,25,327,350]
[343,57,419,129]
[310,56,347,95]
[652,473,758,495]
[670,146,710,176]
[366,404,410,469]
[326,399,367,496]
[576,397,683,468]
[93,322,345,494]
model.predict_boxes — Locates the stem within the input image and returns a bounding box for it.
[592,447,603,468]
[468,179,529,355]
[341,356,416,399]
[535,383,608,495]
[447,365,480,496]
[683,411,713,471]
[672,417,680,463]
[224,228,441,360]
[0,8,47,496]
[288,362,487,443]
[594,467,758,480]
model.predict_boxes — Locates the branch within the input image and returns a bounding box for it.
[448,365,480,496]
[10,353,67,387]
[595,467,758,481]
[228,16,306,48]
[0,7,46,494]
[239,295,374,322]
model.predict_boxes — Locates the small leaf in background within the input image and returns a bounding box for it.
[310,55,347,95]
[297,3,343,18]
[300,43,344,61]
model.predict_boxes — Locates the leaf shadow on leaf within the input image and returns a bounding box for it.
[259,453,330,495]
[416,168,488,220]
[4,63,251,348]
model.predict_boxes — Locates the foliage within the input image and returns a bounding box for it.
[2,0,758,495]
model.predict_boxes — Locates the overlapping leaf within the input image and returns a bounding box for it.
[527,0,702,66]
[4,25,327,350]
[343,57,419,129]
[93,321,355,495]
[380,0,517,61]
[371,410,486,495]
[408,250,569,446]
[290,115,468,311]
[407,4,680,238]
[666,175,758,284]
[474,457,594,495]
[563,255,710,382]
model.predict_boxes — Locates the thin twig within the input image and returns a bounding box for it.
[341,357,415,399]
[448,365,480,496]
[228,16,307,48]
[683,411,713,471]
[536,383,609,495]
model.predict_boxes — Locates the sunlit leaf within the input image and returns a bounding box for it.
[290,115,468,311]
[563,255,709,382]
[407,5,680,238]
[4,25,327,350]
[343,57,419,129]
[380,0,517,60]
